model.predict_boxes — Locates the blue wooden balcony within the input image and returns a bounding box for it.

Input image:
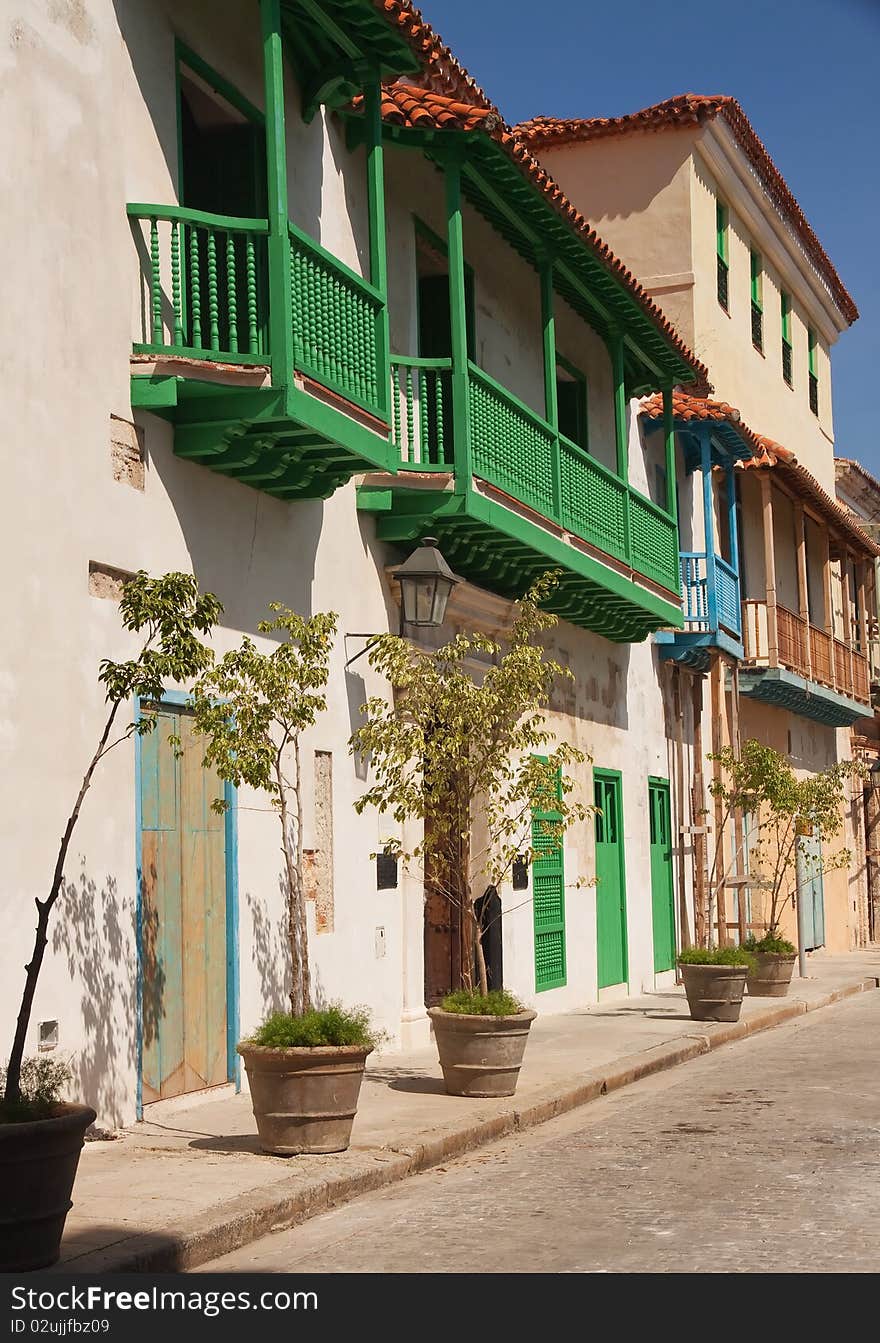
[680,552,741,638]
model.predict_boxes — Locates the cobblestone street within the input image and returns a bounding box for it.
[201,991,880,1274]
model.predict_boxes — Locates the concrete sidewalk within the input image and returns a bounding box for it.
[56,950,880,1274]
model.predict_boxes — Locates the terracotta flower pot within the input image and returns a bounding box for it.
[679,962,748,1022]
[428,1007,537,1098]
[0,1102,96,1272]
[238,1044,371,1155]
[746,951,797,998]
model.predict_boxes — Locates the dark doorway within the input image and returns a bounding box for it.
[178,61,266,218]
[474,886,503,992]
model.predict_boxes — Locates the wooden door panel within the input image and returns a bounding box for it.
[595,772,627,989]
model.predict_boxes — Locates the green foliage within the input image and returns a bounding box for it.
[189,605,337,812]
[99,571,222,719]
[708,738,860,937]
[0,1056,73,1123]
[349,572,591,994]
[439,989,526,1016]
[678,945,754,968]
[189,604,338,1017]
[242,1005,379,1050]
[743,933,796,957]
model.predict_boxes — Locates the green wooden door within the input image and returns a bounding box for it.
[140,706,229,1103]
[594,769,628,989]
[649,777,675,972]
[797,829,826,950]
[532,770,566,992]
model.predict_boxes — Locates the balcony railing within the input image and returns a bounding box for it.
[742,599,870,706]
[129,204,388,418]
[680,553,741,638]
[389,357,679,595]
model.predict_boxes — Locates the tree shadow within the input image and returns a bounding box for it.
[245,885,291,1018]
[363,1068,445,1095]
[51,858,135,1129]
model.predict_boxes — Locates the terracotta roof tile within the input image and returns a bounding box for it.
[641,393,878,556]
[372,0,496,110]
[516,94,858,326]
[362,84,710,386]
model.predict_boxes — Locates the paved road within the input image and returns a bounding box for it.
[199,991,880,1273]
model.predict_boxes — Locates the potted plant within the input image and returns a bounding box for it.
[429,990,536,1098]
[1,572,221,1270]
[677,946,755,1022]
[191,604,376,1154]
[350,573,589,1099]
[708,741,858,997]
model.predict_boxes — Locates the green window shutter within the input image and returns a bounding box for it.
[808,327,817,376]
[781,291,792,385]
[750,249,762,308]
[532,764,566,992]
[808,328,819,415]
[716,200,729,310]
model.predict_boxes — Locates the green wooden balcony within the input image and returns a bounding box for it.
[361,357,683,642]
[128,203,395,497]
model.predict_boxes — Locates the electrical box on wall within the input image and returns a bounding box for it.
[375,927,386,959]
[38,1020,59,1051]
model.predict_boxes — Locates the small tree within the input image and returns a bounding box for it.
[189,604,337,1017]
[3,572,222,1107]
[708,739,859,941]
[350,573,590,997]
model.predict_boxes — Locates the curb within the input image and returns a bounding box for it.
[60,975,878,1274]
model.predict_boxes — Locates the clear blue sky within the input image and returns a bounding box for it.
[423,0,880,471]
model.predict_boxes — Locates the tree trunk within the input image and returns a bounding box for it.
[474,910,489,998]
[294,738,311,1013]
[277,758,303,1017]
[4,703,121,1105]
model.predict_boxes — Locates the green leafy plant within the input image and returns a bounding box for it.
[0,1056,73,1124]
[190,604,337,1018]
[678,945,754,968]
[440,989,525,1017]
[2,572,221,1111]
[743,933,796,957]
[350,572,591,998]
[243,1005,379,1050]
[707,739,861,945]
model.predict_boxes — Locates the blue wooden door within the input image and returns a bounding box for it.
[140,706,229,1102]
[797,829,826,951]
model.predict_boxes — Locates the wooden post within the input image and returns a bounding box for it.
[671,664,692,951]
[701,426,717,633]
[610,329,627,482]
[822,529,835,686]
[363,75,389,417]
[842,549,855,695]
[444,152,472,496]
[759,472,779,667]
[794,501,812,680]
[726,464,739,581]
[729,660,747,943]
[691,672,708,947]
[260,0,294,390]
[662,384,677,525]
[856,559,867,656]
[540,256,562,518]
[865,777,880,943]
[710,653,727,945]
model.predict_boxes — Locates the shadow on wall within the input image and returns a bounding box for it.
[549,637,632,732]
[147,434,323,636]
[243,872,331,1030]
[51,860,136,1129]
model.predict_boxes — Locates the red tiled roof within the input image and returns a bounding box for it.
[372,1,496,110]
[516,94,858,327]
[641,394,878,556]
[361,84,710,386]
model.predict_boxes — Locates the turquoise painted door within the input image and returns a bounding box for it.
[649,778,676,973]
[595,770,628,989]
[797,829,826,950]
[532,771,566,992]
[140,706,229,1103]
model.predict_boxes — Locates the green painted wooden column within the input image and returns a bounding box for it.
[444,152,472,495]
[260,0,294,391]
[539,257,562,518]
[610,329,627,481]
[363,75,389,418]
[662,384,678,525]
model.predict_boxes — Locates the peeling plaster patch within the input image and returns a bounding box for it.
[110,415,145,490]
[48,0,95,45]
[88,561,134,601]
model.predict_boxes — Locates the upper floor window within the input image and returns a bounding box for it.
[716,200,729,311]
[750,249,763,352]
[781,290,793,386]
[556,354,588,451]
[808,328,819,416]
